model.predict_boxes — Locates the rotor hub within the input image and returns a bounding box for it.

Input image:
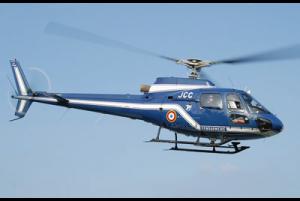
[176,59,213,79]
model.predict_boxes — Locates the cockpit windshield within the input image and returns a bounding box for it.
[241,93,270,114]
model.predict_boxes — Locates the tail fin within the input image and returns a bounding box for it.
[9,59,33,120]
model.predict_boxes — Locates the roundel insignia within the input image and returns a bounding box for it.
[166,110,177,123]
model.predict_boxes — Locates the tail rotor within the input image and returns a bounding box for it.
[28,67,52,92]
[6,74,18,114]
[7,59,53,121]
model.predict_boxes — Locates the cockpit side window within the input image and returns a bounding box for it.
[200,93,223,110]
[227,93,249,124]
[241,93,270,114]
[226,93,244,112]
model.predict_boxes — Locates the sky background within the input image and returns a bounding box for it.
[0,3,300,198]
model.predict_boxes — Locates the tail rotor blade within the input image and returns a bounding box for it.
[6,79,18,113]
[6,75,17,95]
[7,90,17,112]
[28,67,52,92]
[58,108,69,122]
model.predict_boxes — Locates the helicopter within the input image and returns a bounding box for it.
[10,22,300,154]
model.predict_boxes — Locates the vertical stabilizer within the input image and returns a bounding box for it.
[9,59,32,120]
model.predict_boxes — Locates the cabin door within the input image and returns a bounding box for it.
[192,93,228,126]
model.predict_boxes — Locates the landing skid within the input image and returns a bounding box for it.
[148,138,232,147]
[147,127,250,154]
[169,143,250,154]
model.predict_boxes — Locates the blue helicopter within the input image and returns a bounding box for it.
[10,22,296,154]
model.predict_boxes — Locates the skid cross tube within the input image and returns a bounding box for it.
[174,132,178,149]
[156,126,162,140]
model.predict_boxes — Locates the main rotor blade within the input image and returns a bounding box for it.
[45,22,178,62]
[214,44,300,65]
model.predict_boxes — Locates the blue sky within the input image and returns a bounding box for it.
[0,3,300,197]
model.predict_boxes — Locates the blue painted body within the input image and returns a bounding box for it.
[10,58,283,142]
[28,77,283,141]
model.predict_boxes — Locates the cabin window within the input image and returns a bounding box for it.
[226,93,244,111]
[241,93,270,114]
[229,113,249,124]
[200,93,223,110]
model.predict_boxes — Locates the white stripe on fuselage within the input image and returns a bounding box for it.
[69,99,202,130]
[19,96,261,134]
[22,96,201,130]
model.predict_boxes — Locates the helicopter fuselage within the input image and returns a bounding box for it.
[15,77,283,142]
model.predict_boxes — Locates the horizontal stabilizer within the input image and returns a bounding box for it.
[51,94,69,104]
[33,91,69,105]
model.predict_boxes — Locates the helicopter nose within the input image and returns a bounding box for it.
[272,116,284,133]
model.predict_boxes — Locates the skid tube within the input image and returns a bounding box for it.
[169,143,250,154]
[147,135,249,154]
